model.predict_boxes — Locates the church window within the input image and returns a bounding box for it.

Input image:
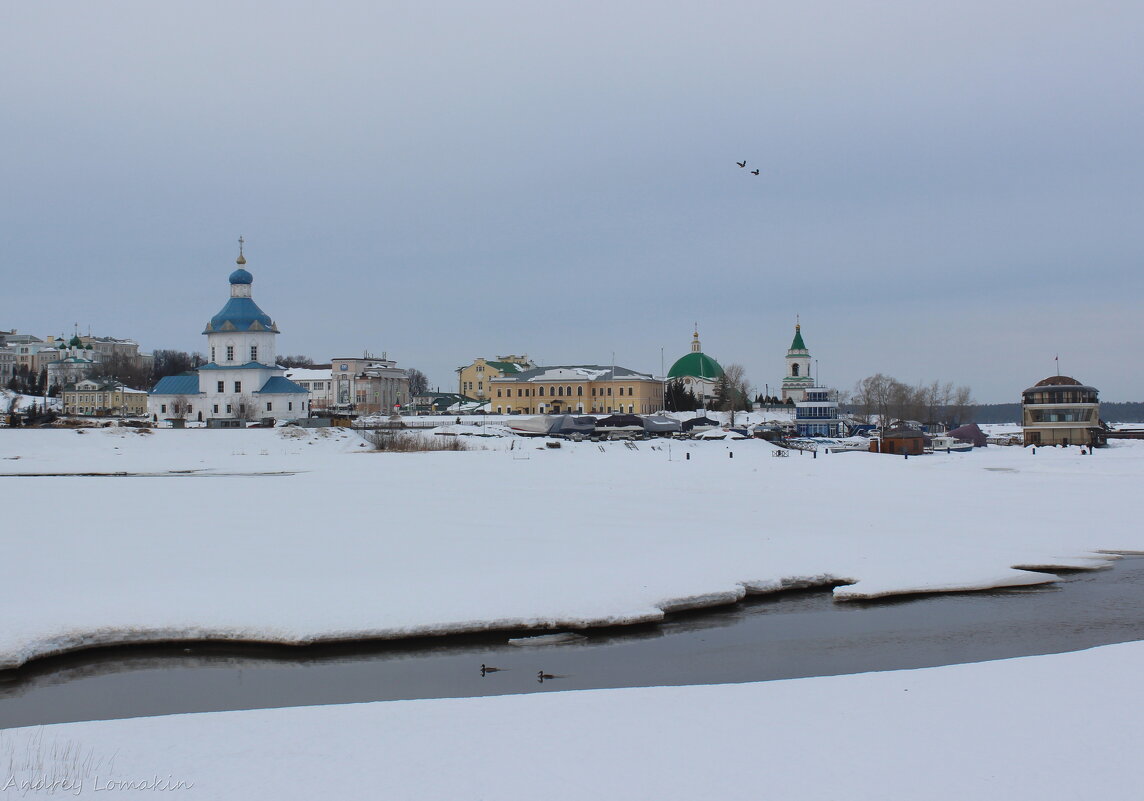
[791,364,799,376]
[266,402,272,412]
[211,347,216,362]
[160,404,167,413]
[539,386,544,396]
[226,346,234,362]
[577,386,583,396]
[287,402,293,411]
[213,404,219,413]
[250,345,258,361]
[558,386,564,397]
[234,382,242,393]
[217,381,224,393]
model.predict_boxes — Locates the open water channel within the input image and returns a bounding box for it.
[2,555,1142,729]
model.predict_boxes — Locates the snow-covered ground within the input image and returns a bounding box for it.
[0,426,1140,669]
[3,641,1141,800]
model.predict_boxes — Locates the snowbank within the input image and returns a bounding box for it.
[2,642,1142,800]
[0,428,1139,668]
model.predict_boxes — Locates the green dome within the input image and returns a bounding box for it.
[667,351,723,381]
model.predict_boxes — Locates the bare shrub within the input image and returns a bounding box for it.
[365,430,472,452]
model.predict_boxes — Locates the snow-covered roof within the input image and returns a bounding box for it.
[284,368,333,381]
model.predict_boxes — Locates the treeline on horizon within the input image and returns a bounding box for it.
[969,402,1144,424]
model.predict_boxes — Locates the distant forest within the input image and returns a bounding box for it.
[970,402,1144,424]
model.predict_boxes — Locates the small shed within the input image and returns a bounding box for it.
[871,429,926,455]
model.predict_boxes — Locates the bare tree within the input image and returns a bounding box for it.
[279,355,315,368]
[855,374,973,428]
[234,394,259,421]
[169,395,191,420]
[950,385,974,425]
[406,368,429,397]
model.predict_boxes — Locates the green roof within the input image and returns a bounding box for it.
[485,360,526,374]
[789,325,807,352]
[667,351,723,381]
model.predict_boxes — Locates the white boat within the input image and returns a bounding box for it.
[928,435,973,453]
[507,415,555,436]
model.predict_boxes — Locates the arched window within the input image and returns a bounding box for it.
[539,386,544,396]
[566,386,572,396]
[558,386,564,397]
[791,363,800,377]
[577,386,583,396]
[549,386,555,396]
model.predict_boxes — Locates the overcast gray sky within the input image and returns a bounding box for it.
[3,1,1141,402]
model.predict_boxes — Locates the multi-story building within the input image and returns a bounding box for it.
[489,365,663,415]
[795,386,844,437]
[0,346,14,385]
[1021,375,1104,447]
[62,379,148,416]
[456,355,534,401]
[331,355,409,415]
[284,366,334,413]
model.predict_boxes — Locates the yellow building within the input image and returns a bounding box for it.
[63,379,149,417]
[489,365,664,415]
[456,355,535,402]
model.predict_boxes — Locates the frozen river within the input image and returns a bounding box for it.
[2,555,1141,729]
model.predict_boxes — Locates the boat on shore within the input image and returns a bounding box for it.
[928,435,973,453]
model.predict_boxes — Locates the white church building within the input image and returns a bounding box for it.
[149,245,309,424]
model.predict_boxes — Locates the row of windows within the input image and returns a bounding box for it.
[797,409,838,419]
[494,385,647,398]
[1026,408,1095,423]
[1024,391,1098,404]
[210,345,260,363]
[494,405,639,415]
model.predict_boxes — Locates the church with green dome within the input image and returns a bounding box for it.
[666,328,723,406]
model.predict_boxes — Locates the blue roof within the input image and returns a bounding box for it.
[204,297,278,334]
[255,376,309,395]
[151,375,200,395]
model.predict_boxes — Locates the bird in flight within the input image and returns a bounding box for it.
[751,169,760,175]
[736,160,746,168]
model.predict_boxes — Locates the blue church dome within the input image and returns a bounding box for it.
[229,267,253,285]
[203,256,279,334]
[205,297,277,333]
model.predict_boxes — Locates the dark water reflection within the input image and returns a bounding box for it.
[2,556,1142,729]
